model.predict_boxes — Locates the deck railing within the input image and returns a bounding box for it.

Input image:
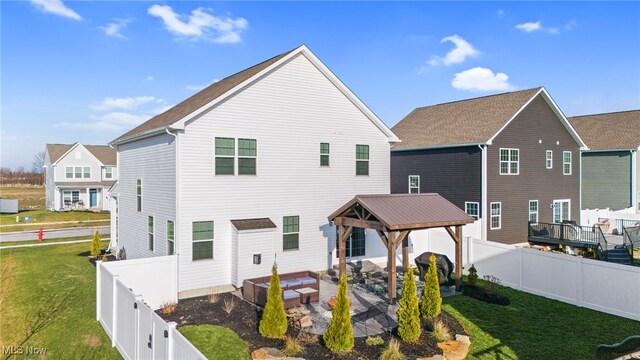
[598,217,640,232]
[528,222,601,244]
[622,226,639,261]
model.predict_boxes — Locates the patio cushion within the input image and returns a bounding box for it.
[281,279,303,288]
[297,276,317,285]
[257,282,270,288]
[283,290,299,300]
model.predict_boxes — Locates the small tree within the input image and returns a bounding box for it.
[90,230,101,258]
[259,263,287,338]
[397,266,421,343]
[467,264,478,286]
[323,274,354,352]
[420,254,442,319]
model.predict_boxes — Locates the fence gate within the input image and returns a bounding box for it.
[136,300,154,359]
[114,280,138,360]
[152,312,171,359]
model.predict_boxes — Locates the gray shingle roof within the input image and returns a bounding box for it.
[231,218,277,231]
[46,144,116,165]
[391,87,542,149]
[568,110,640,151]
[111,49,296,144]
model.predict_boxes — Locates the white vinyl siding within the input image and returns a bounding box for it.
[499,148,519,175]
[563,151,572,175]
[175,53,391,291]
[465,202,479,220]
[490,202,501,229]
[529,200,538,223]
[408,175,419,194]
[546,150,553,169]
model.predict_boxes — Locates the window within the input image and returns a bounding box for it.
[336,227,365,257]
[72,191,80,202]
[529,200,538,223]
[545,150,553,169]
[465,202,479,220]
[563,151,572,175]
[74,166,82,178]
[356,145,369,176]
[637,192,640,210]
[192,221,214,260]
[148,216,154,251]
[104,167,113,179]
[136,179,142,212]
[320,143,330,167]
[238,138,257,175]
[553,200,571,223]
[167,220,175,255]
[65,167,73,179]
[83,166,91,179]
[408,175,420,194]
[490,202,501,229]
[499,148,519,175]
[215,137,235,175]
[63,191,71,203]
[283,216,299,251]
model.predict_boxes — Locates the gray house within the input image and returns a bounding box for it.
[391,87,588,244]
[569,110,640,213]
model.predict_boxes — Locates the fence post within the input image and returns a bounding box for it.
[112,275,118,347]
[96,261,101,322]
[576,256,583,307]
[167,322,177,360]
[517,247,523,290]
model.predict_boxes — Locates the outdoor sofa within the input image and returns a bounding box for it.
[242,270,320,309]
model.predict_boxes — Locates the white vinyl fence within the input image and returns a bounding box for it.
[96,256,206,360]
[423,229,640,321]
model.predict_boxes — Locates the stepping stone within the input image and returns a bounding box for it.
[251,347,286,360]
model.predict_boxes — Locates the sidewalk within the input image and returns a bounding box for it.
[0,219,109,228]
[0,225,110,242]
[0,237,110,249]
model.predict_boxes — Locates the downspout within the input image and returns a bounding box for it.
[108,143,119,250]
[579,149,583,224]
[165,127,180,297]
[479,144,488,241]
[631,149,637,213]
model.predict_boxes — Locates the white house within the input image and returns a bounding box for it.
[109,45,415,298]
[44,143,117,211]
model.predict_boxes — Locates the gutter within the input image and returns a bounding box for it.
[109,126,171,147]
[391,142,487,152]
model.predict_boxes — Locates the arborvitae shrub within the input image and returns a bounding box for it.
[259,263,287,338]
[90,230,101,258]
[323,274,354,352]
[467,264,478,286]
[397,267,421,343]
[420,254,442,319]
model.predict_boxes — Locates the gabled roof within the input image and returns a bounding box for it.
[328,193,474,230]
[391,87,586,150]
[111,45,399,145]
[568,110,640,151]
[46,143,116,165]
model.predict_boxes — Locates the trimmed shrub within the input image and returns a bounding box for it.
[379,338,406,360]
[101,254,108,262]
[467,264,478,286]
[259,263,287,338]
[420,254,442,319]
[365,335,385,346]
[323,274,354,352]
[396,267,421,343]
[90,230,101,258]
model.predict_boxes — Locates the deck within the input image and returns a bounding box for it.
[528,222,603,249]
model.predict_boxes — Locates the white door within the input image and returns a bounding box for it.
[553,200,571,223]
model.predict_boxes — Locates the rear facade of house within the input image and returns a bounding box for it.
[110,46,422,297]
[391,88,584,244]
[569,110,640,213]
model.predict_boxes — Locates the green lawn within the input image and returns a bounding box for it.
[0,235,104,247]
[0,186,45,210]
[442,282,640,359]
[1,209,110,232]
[0,241,120,359]
[179,325,250,360]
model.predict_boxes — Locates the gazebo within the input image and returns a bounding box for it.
[328,193,474,303]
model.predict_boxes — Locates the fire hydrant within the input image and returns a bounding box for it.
[38,228,44,242]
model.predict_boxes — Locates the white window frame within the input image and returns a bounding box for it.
[136,179,142,212]
[65,166,73,179]
[546,150,553,169]
[499,148,519,175]
[320,143,330,167]
[490,202,501,230]
[237,138,257,176]
[528,200,538,223]
[148,216,154,252]
[563,151,572,175]
[637,192,640,211]
[83,166,91,179]
[355,144,369,176]
[74,166,82,179]
[104,167,113,179]
[167,220,175,255]
[408,175,420,194]
[192,221,215,261]
[553,199,571,223]
[465,202,479,220]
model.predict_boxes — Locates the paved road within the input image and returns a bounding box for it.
[0,238,110,249]
[0,225,110,242]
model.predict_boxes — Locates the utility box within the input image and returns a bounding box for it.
[0,199,19,214]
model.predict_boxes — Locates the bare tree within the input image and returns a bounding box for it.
[32,151,45,174]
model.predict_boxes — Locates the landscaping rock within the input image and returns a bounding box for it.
[455,334,471,345]
[251,347,286,360]
[417,355,446,360]
[437,338,470,360]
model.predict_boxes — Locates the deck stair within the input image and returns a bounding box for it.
[604,248,632,265]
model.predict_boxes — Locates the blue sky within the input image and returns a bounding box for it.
[2,1,639,169]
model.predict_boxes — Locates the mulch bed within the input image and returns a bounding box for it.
[158,292,466,360]
[82,250,117,266]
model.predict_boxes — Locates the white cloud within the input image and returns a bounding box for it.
[146,75,155,81]
[427,35,479,66]
[497,9,504,17]
[516,20,576,34]
[90,112,151,125]
[91,96,157,111]
[451,67,514,92]
[100,18,134,39]
[148,5,248,43]
[186,79,219,91]
[516,21,542,32]
[29,0,81,20]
